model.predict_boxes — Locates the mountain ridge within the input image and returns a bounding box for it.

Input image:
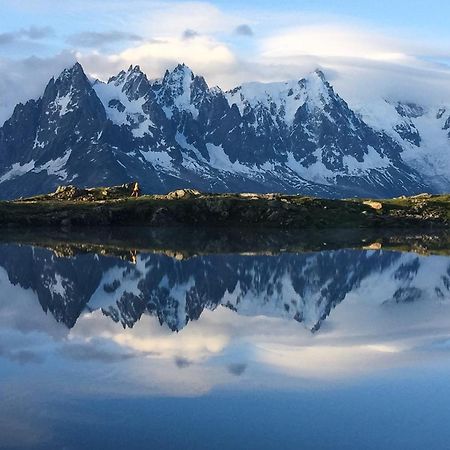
[0,62,448,199]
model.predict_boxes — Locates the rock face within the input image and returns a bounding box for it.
[1,62,449,200]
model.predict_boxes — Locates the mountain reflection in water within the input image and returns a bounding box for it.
[1,229,450,450]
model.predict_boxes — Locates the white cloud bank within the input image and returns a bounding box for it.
[0,2,450,124]
[0,53,76,125]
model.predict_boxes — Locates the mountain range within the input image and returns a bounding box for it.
[0,62,449,199]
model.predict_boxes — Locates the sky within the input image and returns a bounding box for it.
[1,0,450,123]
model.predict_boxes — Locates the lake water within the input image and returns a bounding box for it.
[1,228,450,450]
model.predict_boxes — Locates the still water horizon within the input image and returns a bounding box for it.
[1,229,450,449]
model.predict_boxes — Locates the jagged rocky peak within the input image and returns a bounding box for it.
[128,64,144,75]
[42,62,93,115]
[93,63,159,138]
[107,70,126,85]
[151,63,209,118]
[51,62,93,97]
[162,63,207,89]
[109,64,145,84]
[106,64,150,101]
[312,68,327,81]
[56,61,85,82]
[36,61,106,145]
[41,62,106,127]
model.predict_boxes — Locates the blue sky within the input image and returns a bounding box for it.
[0,0,450,122]
[2,0,450,43]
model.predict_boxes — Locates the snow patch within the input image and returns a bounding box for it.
[285,150,334,185]
[34,150,72,180]
[140,148,174,170]
[285,146,391,185]
[94,78,156,137]
[48,273,68,298]
[343,146,391,176]
[206,143,253,174]
[54,92,75,116]
[0,160,36,183]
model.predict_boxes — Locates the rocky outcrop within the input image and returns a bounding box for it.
[1,185,449,228]
[30,183,136,201]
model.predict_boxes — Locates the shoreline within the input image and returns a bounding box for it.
[0,186,449,229]
[0,226,449,259]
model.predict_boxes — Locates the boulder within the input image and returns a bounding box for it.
[166,189,202,200]
[363,200,383,210]
[53,185,85,200]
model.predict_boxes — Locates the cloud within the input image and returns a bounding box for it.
[76,34,237,87]
[3,252,450,396]
[234,24,254,37]
[1,2,450,125]
[23,26,54,40]
[73,11,450,101]
[0,52,76,125]
[255,23,450,106]
[135,2,239,37]
[59,341,138,363]
[0,346,45,364]
[0,26,54,46]
[182,29,200,40]
[175,356,193,368]
[67,31,143,48]
[260,24,408,61]
[227,363,247,376]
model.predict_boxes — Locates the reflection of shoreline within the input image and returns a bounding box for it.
[0,226,449,260]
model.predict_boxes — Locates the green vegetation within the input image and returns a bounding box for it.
[0,185,449,229]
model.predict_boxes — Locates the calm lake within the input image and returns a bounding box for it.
[1,228,450,450]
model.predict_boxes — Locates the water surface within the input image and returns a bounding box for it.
[1,228,450,450]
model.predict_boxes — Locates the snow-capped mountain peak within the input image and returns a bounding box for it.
[225,70,335,127]
[303,69,333,109]
[106,64,150,100]
[152,63,209,119]
[93,64,156,138]
[45,62,93,114]
[1,61,448,199]
[56,61,85,82]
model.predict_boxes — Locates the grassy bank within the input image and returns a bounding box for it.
[0,186,449,229]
